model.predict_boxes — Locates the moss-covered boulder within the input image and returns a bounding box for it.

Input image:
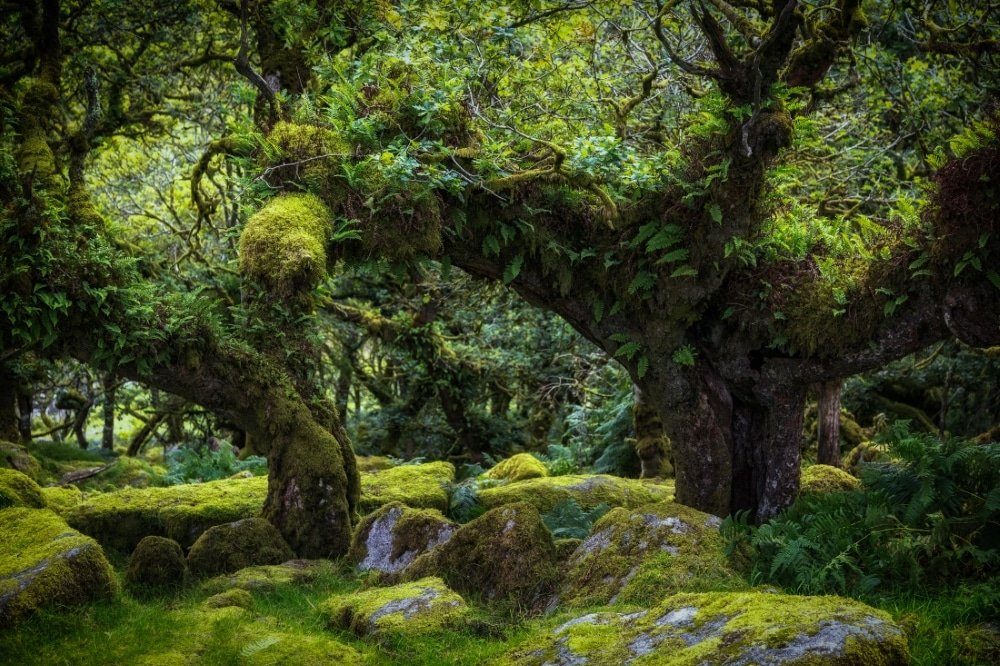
[559,502,746,608]
[321,576,468,636]
[39,485,82,513]
[356,455,396,473]
[59,475,267,552]
[843,441,887,477]
[501,592,909,665]
[359,461,454,514]
[801,464,863,495]
[203,588,254,609]
[187,517,295,578]
[201,559,332,594]
[124,536,188,589]
[0,468,46,509]
[349,502,456,575]
[401,502,559,609]
[484,453,549,482]
[477,474,672,514]
[0,440,41,481]
[0,507,116,627]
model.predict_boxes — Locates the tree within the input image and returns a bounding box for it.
[2,0,998,560]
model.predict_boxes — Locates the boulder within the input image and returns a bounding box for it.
[560,502,746,608]
[200,559,332,594]
[483,453,549,482]
[800,464,862,495]
[477,474,672,514]
[0,440,41,481]
[321,576,468,636]
[501,591,909,665]
[187,517,295,577]
[0,468,47,509]
[203,588,254,609]
[0,507,116,627]
[124,536,188,589]
[349,502,456,575]
[401,502,559,609]
[359,461,454,514]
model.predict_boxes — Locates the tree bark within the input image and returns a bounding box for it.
[101,374,116,451]
[0,368,19,442]
[816,379,843,467]
[16,391,32,443]
[632,385,671,478]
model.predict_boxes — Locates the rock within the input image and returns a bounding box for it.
[58,475,268,552]
[554,538,583,562]
[200,559,332,594]
[0,468,47,509]
[477,474,672,514]
[187,517,295,577]
[359,461,454,514]
[321,576,468,636]
[800,464,862,495]
[349,502,456,575]
[0,507,116,627]
[124,536,188,589]
[501,591,909,665]
[401,502,559,609]
[483,453,549,482]
[560,502,746,608]
[203,588,254,609]
[0,440,41,481]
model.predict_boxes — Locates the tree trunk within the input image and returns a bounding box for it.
[102,374,116,451]
[17,392,31,443]
[127,410,167,456]
[632,385,671,478]
[73,401,92,449]
[0,365,20,442]
[816,379,842,467]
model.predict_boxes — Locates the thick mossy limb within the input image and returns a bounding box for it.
[320,576,468,636]
[0,507,116,628]
[0,468,47,509]
[238,193,333,298]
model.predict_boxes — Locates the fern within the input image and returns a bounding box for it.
[542,499,610,540]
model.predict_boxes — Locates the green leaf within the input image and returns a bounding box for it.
[654,248,689,265]
[987,270,1000,291]
[614,341,641,360]
[670,265,698,278]
[627,271,656,295]
[482,234,501,257]
[502,254,524,284]
[707,202,722,224]
[637,355,649,378]
[593,300,605,323]
[645,224,682,252]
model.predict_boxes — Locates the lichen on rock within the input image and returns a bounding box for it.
[187,517,295,578]
[560,502,746,608]
[800,464,862,495]
[124,535,188,590]
[401,501,560,610]
[0,468,47,509]
[348,501,456,575]
[483,453,549,482]
[477,474,673,514]
[320,576,468,636]
[359,460,454,514]
[0,507,116,627]
[501,591,909,665]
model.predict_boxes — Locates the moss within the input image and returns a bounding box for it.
[356,455,396,472]
[359,461,454,514]
[502,591,908,665]
[0,507,116,628]
[187,517,295,578]
[124,536,188,589]
[76,457,168,492]
[349,501,456,575]
[0,468,47,509]
[200,559,333,594]
[203,587,254,609]
[16,79,60,184]
[477,474,673,514]
[238,193,333,299]
[59,476,268,553]
[843,442,886,477]
[483,453,549,482]
[560,502,746,609]
[39,485,83,513]
[321,576,468,636]
[401,502,560,610]
[554,537,582,562]
[0,440,42,481]
[265,121,352,201]
[800,464,862,495]
[952,623,1000,665]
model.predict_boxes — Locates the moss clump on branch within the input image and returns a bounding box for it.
[238,193,333,299]
[264,121,352,201]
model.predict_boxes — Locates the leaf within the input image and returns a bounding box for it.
[614,341,641,360]
[637,355,649,378]
[482,234,501,257]
[502,254,524,284]
[645,224,682,252]
[987,270,1000,291]
[593,300,605,323]
[654,248,689,265]
[627,271,656,295]
[707,202,723,224]
[670,265,698,278]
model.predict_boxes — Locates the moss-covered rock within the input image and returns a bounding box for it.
[500,591,909,665]
[356,455,396,473]
[349,502,456,575]
[124,536,188,589]
[484,453,549,482]
[200,559,332,594]
[953,622,1000,665]
[39,484,82,514]
[554,537,583,562]
[187,517,295,578]
[58,475,268,553]
[559,502,746,608]
[401,502,560,609]
[801,464,862,495]
[203,587,254,609]
[478,474,673,514]
[321,576,468,636]
[0,468,46,509]
[0,440,42,481]
[843,441,887,477]
[75,456,168,491]
[0,507,116,627]
[359,461,454,514]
